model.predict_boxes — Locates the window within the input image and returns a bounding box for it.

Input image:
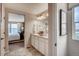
[8,23,19,35]
[73,6,79,40]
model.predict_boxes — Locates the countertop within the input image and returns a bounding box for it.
[31,34,48,39]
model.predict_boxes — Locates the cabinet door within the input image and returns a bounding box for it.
[44,40,48,55]
[39,38,45,55]
[34,36,39,49]
[31,35,35,46]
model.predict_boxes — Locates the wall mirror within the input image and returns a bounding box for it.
[59,9,67,36]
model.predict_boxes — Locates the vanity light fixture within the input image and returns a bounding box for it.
[37,13,48,20]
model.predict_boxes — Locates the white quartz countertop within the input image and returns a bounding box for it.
[31,34,48,39]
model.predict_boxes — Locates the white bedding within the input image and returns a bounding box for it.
[8,33,20,41]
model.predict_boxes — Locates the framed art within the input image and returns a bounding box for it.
[59,9,67,36]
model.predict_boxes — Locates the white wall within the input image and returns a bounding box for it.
[1,4,5,56]
[1,5,5,35]
[67,3,79,56]
[57,3,67,56]
[24,13,36,48]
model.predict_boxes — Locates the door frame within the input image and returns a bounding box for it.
[5,8,27,52]
[0,3,2,55]
[48,3,57,56]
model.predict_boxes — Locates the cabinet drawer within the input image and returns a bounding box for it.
[35,44,39,50]
[31,35,48,56]
[39,38,45,42]
[31,36,35,46]
[31,41,35,46]
[45,40,47,44]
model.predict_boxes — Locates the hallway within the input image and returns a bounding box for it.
[5,42,43,56]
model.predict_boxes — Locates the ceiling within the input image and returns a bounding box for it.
[3,3,48,15]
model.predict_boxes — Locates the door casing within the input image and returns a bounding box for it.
[5,8,27,53]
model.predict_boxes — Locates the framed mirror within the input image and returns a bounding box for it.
[59,9,67,36]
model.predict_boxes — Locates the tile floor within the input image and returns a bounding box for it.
[5,42,43,56]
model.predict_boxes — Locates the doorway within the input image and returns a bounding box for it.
[4,9,26,54]
[8,13,25,52]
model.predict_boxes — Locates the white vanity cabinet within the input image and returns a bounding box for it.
[34,36,39,50]
[31,35,35,46]
[31,34,48,56]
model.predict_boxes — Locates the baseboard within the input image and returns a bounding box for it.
[9,40,24,44]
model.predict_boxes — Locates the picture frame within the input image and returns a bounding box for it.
[59,9,67,36]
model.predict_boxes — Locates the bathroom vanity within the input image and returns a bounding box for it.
[31,34,48,56]
[31,13,48,55]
